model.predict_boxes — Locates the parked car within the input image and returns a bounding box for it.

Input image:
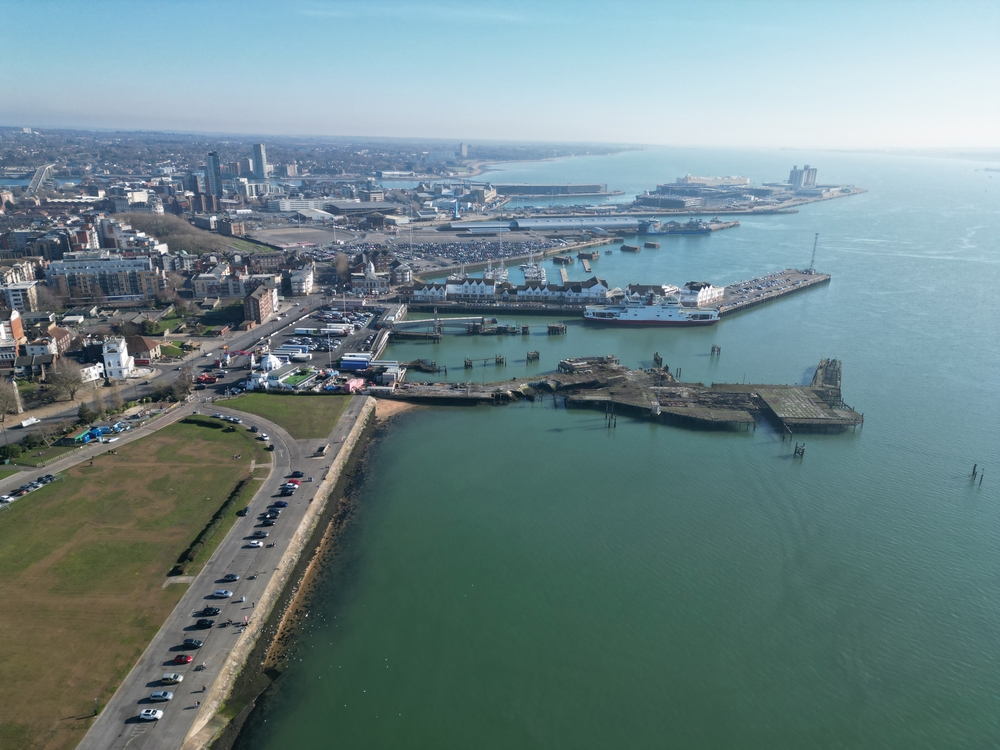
[259,434,269,441]
[161,673,183,684]
[213,413,223,419]
[139,709,163,721]
[149,691,173,702]
[182,638,204,649]
[250,426,259,433]
[173,654,193,665]
[0,495,12,504]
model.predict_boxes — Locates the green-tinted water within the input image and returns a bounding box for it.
[237,149,1000,748]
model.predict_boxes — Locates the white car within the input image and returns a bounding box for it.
[247,541,264,548]
[213,589,234,598]
[0,495,12,504]
[139,709,163,721]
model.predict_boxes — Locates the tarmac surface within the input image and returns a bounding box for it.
[72,395,369,750]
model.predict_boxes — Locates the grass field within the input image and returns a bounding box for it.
[12,444,77,468]
[159,344,184,358]
[226,393,350,439]
[0,418,270,750]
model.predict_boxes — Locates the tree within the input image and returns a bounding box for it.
[0,381,20,420]
[49,362,84,401]
[141,319,158,336]
[171,377,191,400]
[335,252,350,283]
[34,283,64,311]
[90,394,105,421]
[107,384,124,413]
[78,403,97,424]
[0,444,22,461]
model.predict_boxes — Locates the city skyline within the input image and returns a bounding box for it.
[2,0,998,149]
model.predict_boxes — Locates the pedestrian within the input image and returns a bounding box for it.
[252,601,255,608]
[202,685,207,692]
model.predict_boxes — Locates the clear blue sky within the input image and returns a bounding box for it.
[2,0,998,148]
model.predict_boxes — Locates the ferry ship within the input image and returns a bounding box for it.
[584,291,719,326]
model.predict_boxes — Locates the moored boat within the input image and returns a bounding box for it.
[584,291,719,326]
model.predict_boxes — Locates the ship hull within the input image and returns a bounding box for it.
[583,316,719,327]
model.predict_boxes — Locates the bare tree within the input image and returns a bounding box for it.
[107,384,124,412]
[49,362,84,401]
[0,381,20,420]
[90,394,106,421]
[335,252,350,283]
[35,283,65,311]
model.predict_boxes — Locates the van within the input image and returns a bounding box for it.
[315,443,329,457]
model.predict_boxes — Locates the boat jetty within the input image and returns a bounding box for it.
[380,356,863,435]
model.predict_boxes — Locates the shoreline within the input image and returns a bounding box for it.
[198,399,377,750]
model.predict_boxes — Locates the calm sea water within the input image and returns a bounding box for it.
[237,148,1000,749]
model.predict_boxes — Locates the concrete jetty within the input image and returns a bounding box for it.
[383,357,862,434]
[717,269,830,317]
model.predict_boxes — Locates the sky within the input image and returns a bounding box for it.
[2,0,998,149]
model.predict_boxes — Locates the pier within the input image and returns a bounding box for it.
[717,269,831,317]
[381,357,863,434]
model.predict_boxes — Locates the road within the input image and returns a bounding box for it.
[10,293,374,445]
[76,396,368,750]
[24,163,55,196]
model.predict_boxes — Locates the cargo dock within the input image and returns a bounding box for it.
[717,268,830,317]
[379,357,862,434]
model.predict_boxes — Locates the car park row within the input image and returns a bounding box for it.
[128,420,305,725]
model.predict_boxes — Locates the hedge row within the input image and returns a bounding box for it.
[171,475,253,575]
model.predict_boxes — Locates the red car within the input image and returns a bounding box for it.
[286,479,300,485]
[173,654,193,665]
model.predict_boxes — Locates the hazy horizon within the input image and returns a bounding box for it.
[3,0,998,150]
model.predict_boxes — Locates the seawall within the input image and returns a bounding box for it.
[184,397,377,750]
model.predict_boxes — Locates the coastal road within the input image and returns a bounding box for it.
[76,397,367,750]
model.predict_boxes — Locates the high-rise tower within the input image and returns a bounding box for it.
[253,143,268,179]
[206,151,223,197]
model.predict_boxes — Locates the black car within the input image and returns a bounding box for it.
[182,638,204,649]
[291,471,305,478]
[250,426,259,433]
[261,519,276,527]
[200,607,221,617]
[272,500,289,508]
[195,619,215,629]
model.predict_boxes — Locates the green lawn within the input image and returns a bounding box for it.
[12,444,77,468]
[0,418,269,750]
[228,237,279,254]
[160,344,185,358]
[226,392,350,439]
